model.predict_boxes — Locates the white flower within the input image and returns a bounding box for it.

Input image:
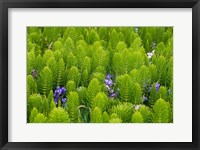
[134,104,140,110]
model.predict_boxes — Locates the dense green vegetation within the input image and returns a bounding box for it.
[27,27,173,123]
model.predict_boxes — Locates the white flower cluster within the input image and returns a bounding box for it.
[147,50,155,59]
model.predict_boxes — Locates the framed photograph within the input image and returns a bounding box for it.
[0,0,199,149]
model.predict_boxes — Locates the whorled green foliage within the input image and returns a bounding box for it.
[153,98,169,123]
[109,29,120,49]
[91,107,102,123]
[27,50,35,75]
[43,49,53,63]
[27,75,37,97]
[167,57,173,87]
[155,56,167,85]
[149,64,158,83]
[139,65,151,86]
[42,97,49,116]
[91,92,109,111]
[157,86,168,100]
[81,69,89,86]
[56,58,66,87]
[28,94,43,116]
[90,72,105,84]
[29,107,38,123]
[67,91,80,123]
[116,74,134,102]
[43,27,62,45]
[66,80,76,94]
[109,113,122,123]
[130,69,141,84]
[111,102,134,123]
[86,78,101,104]
[149,83,159,106]
[67,66,80,86]
[82,56,92,74]
[52,40,63,51]
[131,111,144,123]
[53,50,62,62]
[116,41,127,52]
[91,46,109,73]
[77,86,87,105]
[48,107,70,123]
[86,29,100,45]
[47,90,54,110]
[46,57,57,88]
[132,83,142,104]
[138,105,152,123]
[102,111,109,123]
[33,113,47,123]
[37,67,53,96]
[66,52,78,69]
[35,55,45,73]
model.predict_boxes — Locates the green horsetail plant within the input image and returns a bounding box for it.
[153,98,170,123]
[149,83,159,106]
[67,91,80,123]
[131,111,144,123]
[81,69,89,86]
[109,29,120,49]
[46,57,57,88]
[27,75,37,97]
[156,55,167,85]
[82,56,92,74]
[102,111,109,123]
[132,83,142,104]
[43,49,53,63]
[116,41,127,52]
[90,72,105,84]
[66,52,78,69]
[149,64,158,83]
[35,55,45,73]
[33,113,47,123]
[28,94,43,116]
[47,90,54,110]
[66,80,76,94]
[67,66,81,86]
[37,67,53,96]
[116,74,134,102]
[157,86,168,100]
[109,113,122,123]
[167,57,173,87]
[56,58,66,87]
[111,102,134,123]
[52,40,63,51]
[112,52,123,75]
[53,50,62,63]
[139,65,151,86]
[91,107,102,123]
[29,107,38,123]
[91,92,109,111]
[48,107,70,123]
[27,50,35,75]
[138,105,152,123]
[86,78,101,105]
[77,86,87,105]
[42,97,49,117]
[130,69,141,84]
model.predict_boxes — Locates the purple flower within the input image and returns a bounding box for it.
[31,69,38,79]
[109,93,117,98]
[144,96,148,101]
[61,87,66,93]
[62,98,67,103]
[106,74,112,79]
[156,82,160,92]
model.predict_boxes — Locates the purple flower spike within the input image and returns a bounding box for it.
[61,87,66,93]
[106,74,112,79]
[144,97,148,101]
[156,82,160,92]
[62,98,67,103]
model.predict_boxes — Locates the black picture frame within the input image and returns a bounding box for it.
[0,0,199,150]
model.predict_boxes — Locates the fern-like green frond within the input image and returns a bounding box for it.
[48,107,70,123]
